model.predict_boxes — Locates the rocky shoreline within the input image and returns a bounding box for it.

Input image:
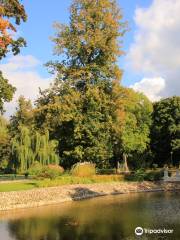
[0,181,180,211]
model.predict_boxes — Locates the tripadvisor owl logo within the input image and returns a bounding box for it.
[135,227,144,236]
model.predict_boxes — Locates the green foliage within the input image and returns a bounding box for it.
[28,161,44,176]
[111,85,153,168]
[71,162,96,177]
[48,0,126,86]
[121,89,153,155]
[36,165,64,179]
[151,96,180,166]
[11,126,59,172]
[35,82,114,169]
[10,96,34,136]
[144,170,164,181]
[35,0,128,169]
[0,72,16,113]
[125,169,163,182]
[0,116,11,169]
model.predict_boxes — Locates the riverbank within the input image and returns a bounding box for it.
[0,181,180,211]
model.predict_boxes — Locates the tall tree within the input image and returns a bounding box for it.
[48,0,126,88]
[112,84,153,169]
[36,0,127,168]
[10,96,34,136]
[151,96,180,166]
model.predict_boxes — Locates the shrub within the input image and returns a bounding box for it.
[125,169,164,182]
[71,162,96,177]
[28,162,64,179]
[28,161,43,176]
[96,168,116,175]
[144,170,164,181]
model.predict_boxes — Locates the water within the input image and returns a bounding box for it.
[0,192,180,240]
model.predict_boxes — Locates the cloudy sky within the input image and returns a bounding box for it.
[0,0,180,117]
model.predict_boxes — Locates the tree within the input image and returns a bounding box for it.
[151,96,180,167]
[0,71,16,113]
[0,0,27,59]
[0,0,27,113]
[36,0,127,168]
[48,0,126,88]
[111,84,153,170]
[0,115,11,169]
[10,96,34,136]
[11,126,59,172]
[35,84,113,169]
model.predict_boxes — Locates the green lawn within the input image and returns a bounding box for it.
[0,181,38,192]
[0,174,124,192]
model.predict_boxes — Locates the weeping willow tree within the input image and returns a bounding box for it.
[32,131,59,166]
[12,126,59,172]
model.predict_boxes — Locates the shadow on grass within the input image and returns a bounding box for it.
[26,182,39,187]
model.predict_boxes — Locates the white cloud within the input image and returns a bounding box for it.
[130,77,165,101]
[127,0,180,99]
[0,55,51,117]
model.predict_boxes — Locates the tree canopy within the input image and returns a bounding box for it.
[0,0,27,59]
[0,71,16,113]
[151,96,180,166]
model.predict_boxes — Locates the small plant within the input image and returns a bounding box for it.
[28,161,43,176]
[144,170,164,181]
[37,165,64,179]
[28,162,64,179]
[71,162,96,177]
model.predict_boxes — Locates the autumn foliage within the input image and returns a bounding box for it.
[0,0,27,59]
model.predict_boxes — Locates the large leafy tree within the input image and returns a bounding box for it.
[36,0,126,168]
[11,126,59,172]
[35,83,114,168]
[112,84,153,169]
[48,0,126,87]
[10,96,34,136]
[151,96,180,166]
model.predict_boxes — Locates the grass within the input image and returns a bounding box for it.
[0,174,125,192]
[0,181,38,192]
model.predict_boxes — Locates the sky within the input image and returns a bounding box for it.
[0,0,180,117]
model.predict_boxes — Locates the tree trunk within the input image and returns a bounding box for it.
[123,153,129,172]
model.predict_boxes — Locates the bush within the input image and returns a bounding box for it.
[144,170,164,181]
[125,169,164,182]
[71,162,96,177]
[96,168,116,175]
[28,162,64,179]
[28,161,43,176]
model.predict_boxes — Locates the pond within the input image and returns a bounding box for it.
[0,192,180,240]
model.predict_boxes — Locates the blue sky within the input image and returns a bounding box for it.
[18,0,151,83]
[1,0,180,116]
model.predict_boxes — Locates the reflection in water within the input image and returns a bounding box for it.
[0,192,180,240]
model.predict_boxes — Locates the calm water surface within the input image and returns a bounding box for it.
[0,192,180,240]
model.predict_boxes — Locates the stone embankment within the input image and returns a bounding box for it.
[0,181,180,211]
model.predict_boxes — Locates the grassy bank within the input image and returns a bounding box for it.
[0,174,124,192]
